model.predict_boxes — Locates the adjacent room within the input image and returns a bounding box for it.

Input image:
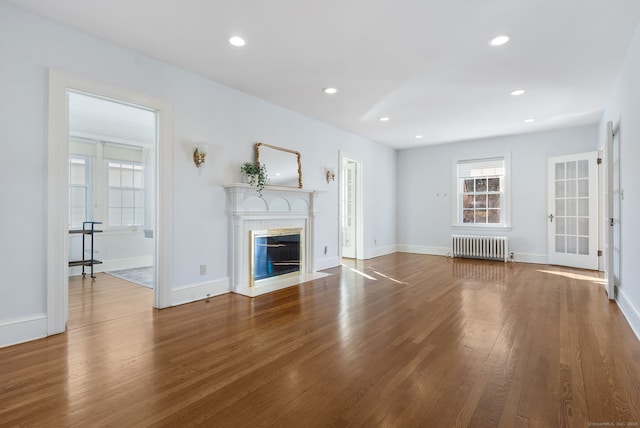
[1,0,640,426]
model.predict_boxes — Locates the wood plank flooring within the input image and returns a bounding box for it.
[1,254,640,427]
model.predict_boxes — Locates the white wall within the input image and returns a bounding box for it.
[68,231,153,276]
[396,125,599,262]
[0,2,396,346]
[599,22,640,339]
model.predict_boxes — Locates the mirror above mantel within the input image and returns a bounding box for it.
[255,142,302,188]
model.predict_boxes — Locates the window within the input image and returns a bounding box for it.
[68,157,89,228]
[107,161,145,227]
[455,155,510,227]
[69,139,146,230]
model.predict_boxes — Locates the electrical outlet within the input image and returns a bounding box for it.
[200,264,206,275]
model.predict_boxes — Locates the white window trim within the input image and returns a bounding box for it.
[106,160,146,228]
[451,151,512,230]
[69,137,148,233]
[68,155,93,229]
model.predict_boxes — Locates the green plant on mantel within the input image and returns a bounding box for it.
[240,162,269,196]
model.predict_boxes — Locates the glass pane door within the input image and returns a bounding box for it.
[548,152,598,269]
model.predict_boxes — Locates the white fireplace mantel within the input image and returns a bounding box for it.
[224,183,324,215]
[224,184,329,297]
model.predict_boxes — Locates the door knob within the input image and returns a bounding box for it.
[548,214,554,223]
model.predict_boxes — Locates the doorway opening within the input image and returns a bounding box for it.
[47,70,173,336]
[67,91,156,294]
[340,153,363,260]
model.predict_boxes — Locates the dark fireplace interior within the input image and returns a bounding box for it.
[254,233,301,281]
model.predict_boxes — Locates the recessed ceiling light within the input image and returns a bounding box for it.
[229,36,246,47]
[415,135,423,139]
[524,118,535,123]
[510,89,525,96]
[489,35,510,47]
[323,87,338,95]
[379,117,390,122]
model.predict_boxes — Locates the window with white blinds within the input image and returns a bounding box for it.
[455,155,510,227]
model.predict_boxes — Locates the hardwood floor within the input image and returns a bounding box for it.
[67,272,153,330]
[1,254,640,427]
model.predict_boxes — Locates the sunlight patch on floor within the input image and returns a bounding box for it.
[342,264,377,280]
[537,269,605,284]
[372,270,409,285]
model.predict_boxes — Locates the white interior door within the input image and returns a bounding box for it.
[341,160,357,258]
[605,122,621,299]
[548,151,598,270]
[612,130,622,295]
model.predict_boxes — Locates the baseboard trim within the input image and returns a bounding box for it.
[396,245,547,265]
[396,245,449,256]
[617,288,640,343]
[69,255,153,277]
[365,245,398,259]
[0,314,47,348]
[170,277,230,307]
[315,257,341,271]
[511,252,547,265]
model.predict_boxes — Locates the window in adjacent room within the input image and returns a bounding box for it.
[68,156,90,229]
[455,154,510,228]
[69,139,146,230]
[107,160,145,227]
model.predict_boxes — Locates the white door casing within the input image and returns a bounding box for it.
[547,151,598,270]
[48,70,173,335]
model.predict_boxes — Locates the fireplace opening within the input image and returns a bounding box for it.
[251,229,302,284]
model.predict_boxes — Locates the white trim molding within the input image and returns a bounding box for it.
[0,314,47,348]
[170,278,231,307]
[47,69,174,338]
[512,252,547,265]
[224,183,327,297]
[396,244,546,265]
[315,256,341,271]
[396,245,449,256]
[69,256,153,277]
[451,151,512,229]
[364,245,398,259]
[617,289,640,343]
[47,70,71,335]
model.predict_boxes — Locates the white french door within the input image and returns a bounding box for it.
[547,151,599,270]
[341,160,357,258]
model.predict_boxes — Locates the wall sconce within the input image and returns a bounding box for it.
[193,144,208,168]
[325,167,336,183]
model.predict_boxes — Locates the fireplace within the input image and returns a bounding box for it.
[224,183,330,297]
[251,228,302,285]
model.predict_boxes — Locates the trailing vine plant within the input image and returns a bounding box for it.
[240,162,269,196]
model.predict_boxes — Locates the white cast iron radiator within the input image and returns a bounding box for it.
[451,235,509,262]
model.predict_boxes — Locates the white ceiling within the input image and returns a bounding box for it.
[9,0,640,148]
[68,92,156,146]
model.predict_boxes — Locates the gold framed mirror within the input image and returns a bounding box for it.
[255,142,302,188]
